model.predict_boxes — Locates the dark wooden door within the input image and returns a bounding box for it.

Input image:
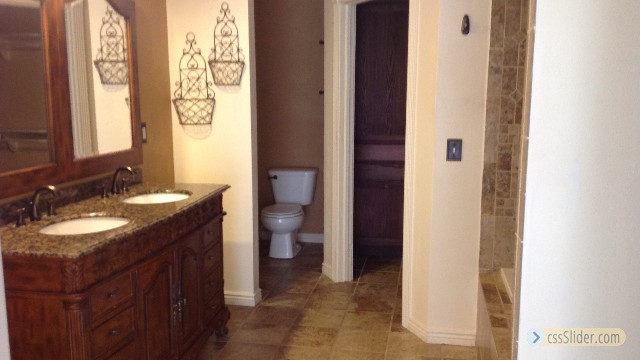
[136,249,177,360]
[353,0,408,256]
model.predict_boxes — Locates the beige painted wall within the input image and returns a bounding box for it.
[166,0,260,306]
[136,0,175,183]
[412,0,489,343]
[255,0,324,235]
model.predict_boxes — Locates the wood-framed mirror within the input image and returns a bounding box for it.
[0,0,141,200]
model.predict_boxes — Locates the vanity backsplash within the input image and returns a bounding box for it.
[0,169,142,227]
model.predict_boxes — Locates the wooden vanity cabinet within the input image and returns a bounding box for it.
[3,195,229,360]
[119,215,229,360]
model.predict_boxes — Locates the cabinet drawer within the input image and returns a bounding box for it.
[203,220,222,248]
[90,271,135,322]
[99,338,136,360]
[204,290,225,322]
[203,242,222,275]
[203,268,223,301]
[91,306,135,358]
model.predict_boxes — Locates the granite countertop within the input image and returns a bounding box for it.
[0,183,229,259]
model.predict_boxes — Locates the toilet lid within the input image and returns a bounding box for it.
[262,204,303,218]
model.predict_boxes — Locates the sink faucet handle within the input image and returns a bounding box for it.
[16,207,26,227]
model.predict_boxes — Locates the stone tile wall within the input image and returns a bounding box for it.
[480,0,530,270]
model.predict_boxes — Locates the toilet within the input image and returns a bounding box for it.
[261,168,318,259]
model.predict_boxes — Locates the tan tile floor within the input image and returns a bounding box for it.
[479,271,514,360]
[197,243,478,360]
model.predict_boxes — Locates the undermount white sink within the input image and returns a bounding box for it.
[39,216,130,236]
[122,191,190,205]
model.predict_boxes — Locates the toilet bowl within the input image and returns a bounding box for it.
[261,204,304,258]
[260,168,318,259]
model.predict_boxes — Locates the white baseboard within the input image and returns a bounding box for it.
[322,262,332,279]
[298,232,324,243]
[224,289,262,307]
[405,316,476,346]
[426,329,476,347]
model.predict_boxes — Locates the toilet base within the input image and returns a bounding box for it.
[269,232,302,259]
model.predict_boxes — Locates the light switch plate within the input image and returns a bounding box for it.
[141,123,147,144]
[447,139,462,161]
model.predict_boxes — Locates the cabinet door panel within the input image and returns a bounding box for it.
[136,250,177,360]
[178,231,203,352]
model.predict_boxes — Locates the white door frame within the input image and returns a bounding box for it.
[327,0,420,329]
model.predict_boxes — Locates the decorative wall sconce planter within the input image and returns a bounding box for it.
[208,2,245,86]
[93,6,128,85]
[172,33,216,126]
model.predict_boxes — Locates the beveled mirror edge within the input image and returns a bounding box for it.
[0,0,142,200]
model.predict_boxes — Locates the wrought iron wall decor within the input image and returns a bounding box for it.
[208,2,245,86]
[93,6,128,85]
[172,32,216,126]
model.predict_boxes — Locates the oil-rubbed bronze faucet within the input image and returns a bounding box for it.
[111,166,136,195]
[29,185,57,221]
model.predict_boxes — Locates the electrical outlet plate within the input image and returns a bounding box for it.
[447,139,462,161]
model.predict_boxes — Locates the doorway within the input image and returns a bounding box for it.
[328,0,490,346]
[353,0,408,257]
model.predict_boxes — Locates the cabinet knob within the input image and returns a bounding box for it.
[109,291,118,299]
[110,328,121,336]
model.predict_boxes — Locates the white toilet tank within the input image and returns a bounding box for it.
[269,168,317,205]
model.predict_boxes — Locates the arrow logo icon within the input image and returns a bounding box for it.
[528,329,544,346]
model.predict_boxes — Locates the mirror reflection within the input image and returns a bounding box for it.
[0,0,50,173]
[0,0,134,173]
[65,0,132,158]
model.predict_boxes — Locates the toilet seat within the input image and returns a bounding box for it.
[261,204,303,218]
